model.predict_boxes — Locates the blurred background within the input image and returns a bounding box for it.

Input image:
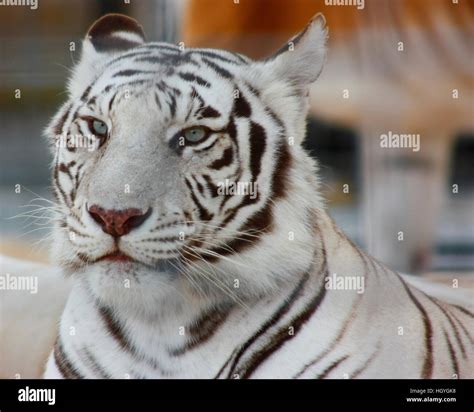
[0,0,473,280]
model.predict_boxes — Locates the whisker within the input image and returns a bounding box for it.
[171,253,209,301]
[181,245,250,310]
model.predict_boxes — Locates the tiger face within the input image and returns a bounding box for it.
[46,14,327,308]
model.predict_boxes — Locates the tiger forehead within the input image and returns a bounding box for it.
[101,44,251,85]
[82,45,251,114]
[106,43,251,70]
[87,77,235,122]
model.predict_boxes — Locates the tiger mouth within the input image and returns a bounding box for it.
[98,250,134,263]
[93,250,183,274]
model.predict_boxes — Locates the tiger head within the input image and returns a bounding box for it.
[46,14,327,310]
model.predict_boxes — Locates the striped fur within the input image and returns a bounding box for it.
[43,14,473,379]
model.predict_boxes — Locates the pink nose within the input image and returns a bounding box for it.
[88,205,151,237]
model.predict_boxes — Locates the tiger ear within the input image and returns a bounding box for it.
[262,13,327,91]
[85,13,146,53]
[68,14,146,97]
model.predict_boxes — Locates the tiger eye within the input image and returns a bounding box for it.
[184,127,206,142]
[92,119,108,137]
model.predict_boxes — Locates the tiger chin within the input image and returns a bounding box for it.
[43,13,473,379]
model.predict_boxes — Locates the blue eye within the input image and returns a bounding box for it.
[89,119,108,137]
[184,126,207,143]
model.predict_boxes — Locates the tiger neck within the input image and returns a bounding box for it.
[60,238,330,378]
[72,201,333,328]
[58,208,374,378]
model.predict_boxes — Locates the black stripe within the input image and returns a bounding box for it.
[80,86,92,101]
[266,23,311,61]
[53,160,70,207]
[54,339,84,379]
[293,243,364,378]
[68,210,86,228]
[178,72,211,88]
[139,51,197,67]
[134,55,170,65]
[199,106,221,118]
[422,293,467,358]
[190,87,206,110]
[168,94,177,118]
[96,303,171,375]
[399,279,434,378]
[210,147,233,170]
[233,90,252,118]
[233,53,249,64]
[80,347,111,379]
[185,178,213,221]
[226,116,238,145]
[202,57,232,79]
[192,175,205,195]
[202,174,219,198]
[245,82,260,97]
[265,107,285,131]
[452,305,474,318]
[105,79,149,92]
[57,161,77,203]
[194,137,220,153]
[122,79,150,88]
[208,120,285,255]
[248,121,266,183]
[64,108,80,152]
[169,304,234,357]
[113,69,155,77]
[315,355,349,379]
[106,51,152,67]
[217,269,311,378]
[448,309,474,345]
[108,92,117,112]
[444,310,467,358]
[271,142,291,199]
[444,330,459,377]
[141,44,180,52]
[207,202,272,260]
[58,162,73,179]
[156,80,166,92]
[154,91,162,110]
[98,305,135,354]
[194,50,242,64]
[200,118,278,257]
[235,268,328,379]
[52,105,72,138]
[350,347,380,378]
[217,253,320,378]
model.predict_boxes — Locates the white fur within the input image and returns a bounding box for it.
[41,14,473,379]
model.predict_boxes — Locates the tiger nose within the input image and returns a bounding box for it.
[87,205,152,237]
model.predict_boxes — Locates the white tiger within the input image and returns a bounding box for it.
[42,13,473,379]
